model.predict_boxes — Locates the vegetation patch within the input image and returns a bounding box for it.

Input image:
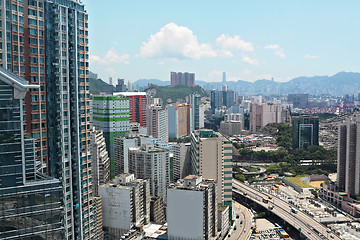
[286,176,313,188]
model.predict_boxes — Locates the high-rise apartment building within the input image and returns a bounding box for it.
[210,89,235,112]
[114,135,155,175]
[147,104,168,142]
[170,71,195,86]
[167,175,218,240]
[99,174,150,239]
[92,95,130,176]
[167,103,191,138]
[189,94,204,131]
[90,127,110,196]
[292,115,319,149]
[0,1,94,239]
[190,129,233,216]
[114,92,147,127]
[128,144,170,199]
[337,115,360,196]
[0,67,63,239]
[250,103,283,133]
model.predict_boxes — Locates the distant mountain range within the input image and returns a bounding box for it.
[132,72,360,96]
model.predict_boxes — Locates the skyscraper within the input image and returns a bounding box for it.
[292,115,319,149]
[189,94,204,131]
[114,92,147,127]
[249,103,283,133]
[190,129,233,217]
[337,115,360,196]
[0,1,94,238]
[167,103,191,138]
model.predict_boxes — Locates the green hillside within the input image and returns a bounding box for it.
[146,85,208,103]
[89,77,114,95]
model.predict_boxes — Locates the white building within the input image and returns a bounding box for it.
[129,144,170,199]
[219,120,242,136]
[167,175,218,240]
[113,136,155,175]
[172,143,192,181]
[147,104,168,143]
[90,127,110,196]
[98,174,150,239]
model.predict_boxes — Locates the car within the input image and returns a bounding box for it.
[244,229,246,232]
[240,220,243,224]
[234,226,237,230]
[330,234,334,238]
[228,233,231,237]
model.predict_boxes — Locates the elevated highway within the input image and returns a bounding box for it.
[233,179,341,240]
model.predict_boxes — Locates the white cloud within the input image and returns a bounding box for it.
[242,69,252,75]
[242,56,259,65]
[216,34,254,51]
[264,44,285,58]
[219,49,234,58]
[140,23,217,60]
[264,44,280,50]
[90,48,130,65]
[304,54,319,59]
[274,49,285,58]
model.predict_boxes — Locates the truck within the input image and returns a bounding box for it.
[263,198,269,204]
[291,208,297,214]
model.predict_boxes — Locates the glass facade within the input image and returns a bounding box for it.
[292,116,319,149]
[0,74,63,239]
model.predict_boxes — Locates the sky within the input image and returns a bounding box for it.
[83,0,360,84]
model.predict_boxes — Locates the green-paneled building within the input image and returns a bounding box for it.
[292,115,319,149]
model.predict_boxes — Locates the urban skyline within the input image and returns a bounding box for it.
[84,0,360,83]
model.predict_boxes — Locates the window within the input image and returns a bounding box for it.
[29,28,37,35]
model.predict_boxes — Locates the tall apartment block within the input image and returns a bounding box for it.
[250,102,283,133]
[167,175,218,240]
[0,67,63,239]
[292,115,319,149]
[147,104,168,142]
[114,92,147,127]
[210,89,235,112]
[170,71,195,86]
[128,144,170,199]
[189,94,204,131]
[99,174,150,239]
[337,115,360,196]
[92,95,130,176]
[0,1,94,239]
[190,129,233,216]
[167,103,191,138]
[90,127,110,196]
[114,135,154,175]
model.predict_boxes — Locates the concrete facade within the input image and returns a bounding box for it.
[147,104,168,143]
[172,142,192,182]
[190,130,233,213]
[98,174,150,239]
[90,127,110,196]
[167,103,192,138]
[167,176,218,240]
[250,103,283,133]
[128,144,170,199]
[219,120,242,136]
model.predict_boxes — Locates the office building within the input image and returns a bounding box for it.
[292,115,319,149]
[190,130,233,215]
[129,144,170,199]
[250,103,283,133]
[189,94,204,131]
[0,67,63,239]
[336,115,360,196]
[99,174,150,239]
[114,92,147,127]
[288,93,309,109]
[210,89,235,112]
[114,135,155,175]
[170,71,195,86]
[167,103,191,138]
[167,175,218,240]
[90,127,110,196]
[147,104,168,142]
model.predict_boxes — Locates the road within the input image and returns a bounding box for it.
[226,201,252,240]
[233,179,341,240]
